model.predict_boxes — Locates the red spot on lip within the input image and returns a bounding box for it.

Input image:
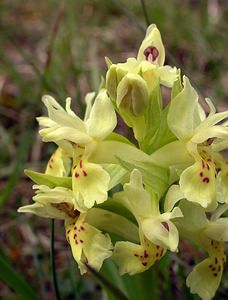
[203,177,210,183]
[199,172,203,177]
[83,170,87,177]
[142,262,147,266]
[75,172,79,178]
[79,160,83,168]
[144,250,149,258]
[134,254,138,257]
[144,46,159,62]
[67,230,70,234]
[80,226,85,231]
[202,160,205,169]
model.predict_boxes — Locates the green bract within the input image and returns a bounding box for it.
[18,24,228,300]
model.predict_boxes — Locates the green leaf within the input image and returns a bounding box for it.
[105,132,133,145]
[117,157,169,198]
[140,80,162,152]
[25,169,72,189]
[145,103,177,154]
[0,249,39,300]
[103,164,128,190]
[86,208,139,243]
[140,80,177,154]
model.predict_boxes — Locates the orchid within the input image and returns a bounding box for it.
[150,76,228,210]
[37,89,117,211]
[112,169,182,274]
[106,24,177,141]
[165,185,228,300]
[18,23,228,300]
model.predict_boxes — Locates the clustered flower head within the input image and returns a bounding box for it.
[18,25,228,300]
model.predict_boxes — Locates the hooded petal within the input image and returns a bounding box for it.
[137,24,165,66]
[41,95,85,131]
[119,169,153,219]
[18,202,66,219]
[157,65,178,88]
[141,207,182,251]
[72,159,110,211]
[167,76,202,140]
[86,89,117,140]
[65,216,113,274]
[116,73,149,116]
[18,184,77,219]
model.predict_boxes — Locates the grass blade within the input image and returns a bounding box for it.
[0,249,38,300]
[0,130,33,206]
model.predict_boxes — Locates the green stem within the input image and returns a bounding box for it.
[140,0,150,26]
[85,262,129,300]
[50,219,61,300]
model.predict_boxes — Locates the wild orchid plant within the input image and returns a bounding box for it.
[18,25,228,300]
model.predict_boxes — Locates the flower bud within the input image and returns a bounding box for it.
[117,73,149,116]
[106,65,118,100]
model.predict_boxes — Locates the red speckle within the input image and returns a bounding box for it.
[75,172,79,178]
[73,234,77,239]
[202,161,205,169]
[80,240,84,243]
[144,46,159,62]
[206,164,210,170]
[67,230,70,234]
[134,254,138,257]
[207,158,212,162]
[203,177,210,183]
[74,226,77,230]
[156,253,159,257]
[142,262,148,266]
[199,172,203,177]
[75,240,78,244]
[144,250,149,258]
[79,160,83,168]
[83,170,87,177]
[73,165,77,170]
[80,226,85,231]
[160,249,164,256]
[156,245,160,249]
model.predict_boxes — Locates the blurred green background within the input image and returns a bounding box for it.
[0,0,227,299]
